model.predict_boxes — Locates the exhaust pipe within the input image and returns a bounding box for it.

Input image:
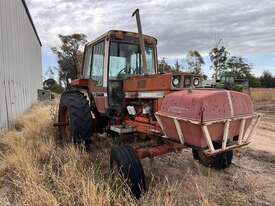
[132,9,148,75]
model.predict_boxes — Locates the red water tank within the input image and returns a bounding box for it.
[158,89,254,148]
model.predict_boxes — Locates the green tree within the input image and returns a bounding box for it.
[260,70,275,88]
[209,42,229,80]
[248,75,261,87]
[202,74,208,80]
[226,56,263,87]
[226,56,252,79]
[52,33,87,87]
[50,83,65,94]
[43,78,64,94]
[174,59,180,72]
[158,58,173,73]
[187,50,205,75]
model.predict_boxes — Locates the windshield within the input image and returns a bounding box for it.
[109,42,155,79]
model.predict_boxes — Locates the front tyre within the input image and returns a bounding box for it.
[110,146,146,198]
[58,91,93,148]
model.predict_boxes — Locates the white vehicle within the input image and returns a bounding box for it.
[202,79,216,88]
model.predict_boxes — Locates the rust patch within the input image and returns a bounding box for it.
[137,80,146,88]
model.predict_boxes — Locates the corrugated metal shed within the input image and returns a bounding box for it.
[0,0,42,131]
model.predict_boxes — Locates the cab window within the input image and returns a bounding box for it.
[90,41,105,86]
[109,42,155,79]
[83,47,92,78]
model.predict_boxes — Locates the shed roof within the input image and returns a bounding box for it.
[21,0,42,46]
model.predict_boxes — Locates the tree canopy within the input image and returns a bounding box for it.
[52,33,87,87]
[158,58,174,73]
[260,71,275,88]
[209,44,229,80]
[43,78,64,94]
[186,50,205,75]
[226,56,252,79]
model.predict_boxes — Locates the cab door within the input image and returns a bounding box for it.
[83,40,109,113]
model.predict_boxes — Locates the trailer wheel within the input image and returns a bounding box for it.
[192,148,200,160]
[58,91,93,148]
[192,143,233,170]
[110,146,146,198]
[212,150,233,170]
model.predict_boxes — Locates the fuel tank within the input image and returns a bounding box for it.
[157,89,254,148]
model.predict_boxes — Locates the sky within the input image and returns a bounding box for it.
[25,0,275,78]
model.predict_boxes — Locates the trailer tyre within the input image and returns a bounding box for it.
[192,143,233,170]
[213,150,233,170]
[110,146,146,198]
[192,148,200,160]
[58,91,93,148]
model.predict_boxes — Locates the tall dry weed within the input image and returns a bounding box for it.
[0,103,258,205]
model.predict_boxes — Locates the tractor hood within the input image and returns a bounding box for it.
[123,73,201,92]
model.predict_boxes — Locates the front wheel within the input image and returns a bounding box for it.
[110,146,146,198]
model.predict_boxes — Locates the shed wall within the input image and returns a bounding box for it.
[0,0,42,130]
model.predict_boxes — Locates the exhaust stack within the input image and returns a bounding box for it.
[132,9,148,75]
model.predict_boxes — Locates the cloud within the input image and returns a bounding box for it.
[26,0,275,57]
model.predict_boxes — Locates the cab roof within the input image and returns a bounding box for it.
[86,30,158,47]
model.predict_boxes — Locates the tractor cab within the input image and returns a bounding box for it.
[81,30,157,111]
[79,30,201,113]
[81,30,157,81]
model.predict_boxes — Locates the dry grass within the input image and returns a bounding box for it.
[250,88,275,103]
[0,103,261,206]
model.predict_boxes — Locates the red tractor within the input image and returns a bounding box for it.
[56,10,261,198]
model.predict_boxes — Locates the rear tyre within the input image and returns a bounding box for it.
[192,143,233,170]
[110,146,146,198]
[58,91,93,148]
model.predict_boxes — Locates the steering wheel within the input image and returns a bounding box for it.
[117,66,135,79]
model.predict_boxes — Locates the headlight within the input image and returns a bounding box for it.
[172,78,180,86]
[193,78,199,86]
